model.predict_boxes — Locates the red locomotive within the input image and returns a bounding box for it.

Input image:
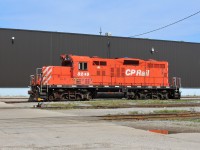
[28,54,181,101]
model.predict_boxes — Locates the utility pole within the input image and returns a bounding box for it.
[105,32,112,58]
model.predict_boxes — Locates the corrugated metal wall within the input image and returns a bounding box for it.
[0,28,200,87]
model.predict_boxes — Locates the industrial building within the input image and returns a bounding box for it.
[0,28,200,88]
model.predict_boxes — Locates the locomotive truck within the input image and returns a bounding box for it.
[28,54,181,101]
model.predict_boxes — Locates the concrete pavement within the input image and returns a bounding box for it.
[0,101,199,149]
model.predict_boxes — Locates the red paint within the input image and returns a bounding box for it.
[36,54,169,87]
[149,130,169,134]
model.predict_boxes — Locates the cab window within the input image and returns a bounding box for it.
[123,60,139,66]
[79,62,88,70]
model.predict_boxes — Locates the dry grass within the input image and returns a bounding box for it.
[152,109,190,114]
[44,103,78,109]
[41,99,200,109]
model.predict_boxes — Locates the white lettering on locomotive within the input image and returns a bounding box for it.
[77,72,90,76]
[125,69,150,76]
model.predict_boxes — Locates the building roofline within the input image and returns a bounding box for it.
[0,27,199,45]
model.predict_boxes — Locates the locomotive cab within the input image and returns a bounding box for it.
[61,54,73,67]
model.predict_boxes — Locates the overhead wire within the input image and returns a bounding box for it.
[130,10,200,37]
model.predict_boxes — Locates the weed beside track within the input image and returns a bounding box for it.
[101,112,200,121]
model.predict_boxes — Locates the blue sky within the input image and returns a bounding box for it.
[0,0,200,42]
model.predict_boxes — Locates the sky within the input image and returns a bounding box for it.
[0,0,200,42]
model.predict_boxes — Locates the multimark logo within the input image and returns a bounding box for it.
[125,69,150,76]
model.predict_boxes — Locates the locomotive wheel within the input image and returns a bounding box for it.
[54,92,61,101]
[48,95,54,101]
[130,95,135,100]
[151,94,157,99]
[61,93,69,101]
[158,94,164,100]
[134,94,140,100]
[164,93,169,100]
[88,93,92,100]
[145,94,152,100]
[129,92,136,100]
[140,94,146,100]
[126,94,132,100]
[126,94,134,100]
[76,95,82,101]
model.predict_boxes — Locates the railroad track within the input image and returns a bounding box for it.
[101,112,200,121]
[5,101,32,104]
[133,103,200,108]
[3,100,200,109]
[4,101,200,108]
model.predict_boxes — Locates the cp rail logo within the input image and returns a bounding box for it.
[125,69,150,76]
